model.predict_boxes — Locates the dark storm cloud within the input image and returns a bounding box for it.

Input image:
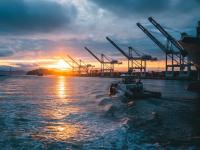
[89,0,170,16]
[13,39,58,52]
[90,0,200,16]
[0,38,60,59]
[176,0,200,13]
[0,0,77,34]
[87,0,200,60]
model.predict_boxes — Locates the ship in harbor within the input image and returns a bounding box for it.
[179,21,200,72]
[179,21,200,91]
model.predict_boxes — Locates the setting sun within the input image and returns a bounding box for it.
[56,59,70,70]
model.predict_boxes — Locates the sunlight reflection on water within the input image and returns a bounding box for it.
[32,122,82,142]
[0,76,124,149]
[1,76,198,149]
[57,76,66,99]
[35,76,84,142]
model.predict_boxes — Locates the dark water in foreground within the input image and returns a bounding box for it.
[0,76,199,149]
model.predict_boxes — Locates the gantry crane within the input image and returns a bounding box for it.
[137,17,192,79]
[63,58,77,72]
[67,55,82,74]
[80,60,95,75]
[84,47,122,75]
[66,55,93,75]
[106,37,157,75]
[129,46,157,73]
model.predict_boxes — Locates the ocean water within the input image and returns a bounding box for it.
[0,76,199,150]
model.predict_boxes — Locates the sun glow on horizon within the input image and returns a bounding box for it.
[0,58,167,72]
[48,59,70,70]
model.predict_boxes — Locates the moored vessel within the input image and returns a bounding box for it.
[179,21,200,92]
[179,21,200,71]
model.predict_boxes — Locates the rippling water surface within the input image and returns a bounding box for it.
[0,76,199,149]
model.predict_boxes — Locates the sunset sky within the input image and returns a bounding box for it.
[0,0,199,71]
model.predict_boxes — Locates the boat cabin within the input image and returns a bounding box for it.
[120,74,139,84]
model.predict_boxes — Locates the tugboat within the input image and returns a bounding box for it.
[109,71,161,99]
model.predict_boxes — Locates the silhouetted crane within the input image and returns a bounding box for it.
[148,17,187,56]
[106,37,156,75]
[137,17,192,79]
[66,55,93,75]
[63,58,76,71]
[85,47,122,75]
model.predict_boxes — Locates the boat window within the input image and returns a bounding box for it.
[122,76,136,84]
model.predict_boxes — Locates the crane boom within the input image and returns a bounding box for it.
[129,47,141,56]
[81,60,94,68]
[67,55,80,66]
[103,54,111,62]
[63,58,74,69]
[137,22,180,63]
[84,47,102,63]
[148,17,187,56]
[129,47,157,60]
[106,37,130,59]
[137,23,169,53]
